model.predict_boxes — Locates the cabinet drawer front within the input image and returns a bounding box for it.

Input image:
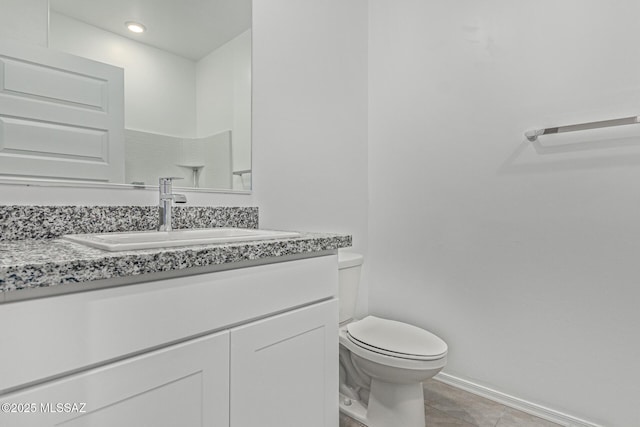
[0,254,337,393]
[0,331,229,427]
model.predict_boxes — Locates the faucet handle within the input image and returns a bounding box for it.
[158,176,184,183]
[158,177,187,204]
[159,176,183,194]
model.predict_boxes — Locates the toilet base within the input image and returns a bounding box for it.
[339,380,426,427]
[367,379,425,427]
[339,392,368,425]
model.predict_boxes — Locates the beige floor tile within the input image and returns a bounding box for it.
[423,379,507,427]
[495,407,562,427]
[426,405,479,426]
[340,407,477,427]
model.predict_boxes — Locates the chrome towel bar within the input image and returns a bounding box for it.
[525,116,640,141]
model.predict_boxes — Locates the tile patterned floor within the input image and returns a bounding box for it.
[339,380,562,427]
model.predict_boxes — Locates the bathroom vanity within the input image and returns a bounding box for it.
[0,206,351,427]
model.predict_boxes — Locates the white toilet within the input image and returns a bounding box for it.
[338,252,448,427]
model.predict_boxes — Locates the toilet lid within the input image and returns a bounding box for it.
[346,316,447,360]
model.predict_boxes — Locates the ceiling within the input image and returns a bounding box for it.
[49,0,251,61]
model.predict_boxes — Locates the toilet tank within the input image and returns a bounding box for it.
[338,251,364,323]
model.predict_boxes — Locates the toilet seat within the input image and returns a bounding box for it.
[346,316,447,361]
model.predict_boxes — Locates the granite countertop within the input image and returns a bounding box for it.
[0,205,352,301]
[0,231,352,295]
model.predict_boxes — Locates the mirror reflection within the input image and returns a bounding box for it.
[29,0,251,191]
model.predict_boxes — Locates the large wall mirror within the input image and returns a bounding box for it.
[0,0,252,192]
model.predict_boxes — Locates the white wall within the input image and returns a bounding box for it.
[196,30,252,181]
[49,12,197,138]
[252,0,369,314]
[368,1,640,426]
[0,0,48,46]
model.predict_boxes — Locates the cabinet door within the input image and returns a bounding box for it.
[230,299,338,427]
[0,331,230,427]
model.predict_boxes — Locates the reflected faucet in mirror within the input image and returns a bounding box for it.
[158,177,187,232]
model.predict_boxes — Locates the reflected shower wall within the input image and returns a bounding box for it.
[125,129,233,189]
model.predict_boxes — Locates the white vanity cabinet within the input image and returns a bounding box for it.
[0,254,339,427]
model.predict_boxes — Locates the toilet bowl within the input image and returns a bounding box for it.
[338,252,447,427]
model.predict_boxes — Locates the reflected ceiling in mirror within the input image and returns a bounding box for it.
[42,0,251,192]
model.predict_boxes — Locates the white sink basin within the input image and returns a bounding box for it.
[63,228,301,252]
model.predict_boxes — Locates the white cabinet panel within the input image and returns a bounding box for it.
[2,57,108,110]
[0,117,107,159]
[230,299,338,427]
[0,39,124,182]
[0,332,230,427]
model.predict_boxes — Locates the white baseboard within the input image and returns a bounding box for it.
[433,373,604,427]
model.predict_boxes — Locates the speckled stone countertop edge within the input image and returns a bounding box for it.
[0,233,352,296]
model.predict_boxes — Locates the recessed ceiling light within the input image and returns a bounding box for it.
[125,21,146,33]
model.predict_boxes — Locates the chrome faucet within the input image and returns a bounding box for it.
[158,177,187,232]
